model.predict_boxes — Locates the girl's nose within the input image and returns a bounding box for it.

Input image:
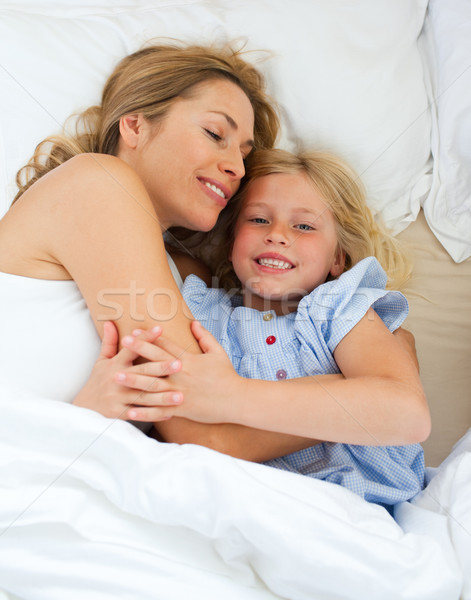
[265,224,289,245]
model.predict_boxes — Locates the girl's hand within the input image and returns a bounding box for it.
[73,321,184,421]
[116,321,245,425]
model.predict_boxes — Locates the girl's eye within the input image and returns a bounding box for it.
[205,128,222,142]
[296,223,314,231]
[251,217,269,224]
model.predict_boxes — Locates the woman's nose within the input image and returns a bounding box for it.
[219,149,245,180]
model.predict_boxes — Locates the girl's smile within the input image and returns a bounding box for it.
[254,252,295,272]
[230,171,345,313]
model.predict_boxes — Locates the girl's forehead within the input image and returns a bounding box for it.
[243,172,331,214]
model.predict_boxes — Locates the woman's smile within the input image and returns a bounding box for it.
[197,176,232,208]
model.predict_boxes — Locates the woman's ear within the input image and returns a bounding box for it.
[330,247,346,278]
[119,114,145,149]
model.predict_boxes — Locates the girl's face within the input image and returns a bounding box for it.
[230,172,345,313]
[122,79,255,231]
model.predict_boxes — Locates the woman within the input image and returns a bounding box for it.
[0,42,424,463]
[0,42,323,460]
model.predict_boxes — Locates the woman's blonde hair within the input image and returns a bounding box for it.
[13,42,279,203]
[208,148,412,291]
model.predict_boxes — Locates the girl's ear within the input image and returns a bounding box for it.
[119,114,145,149]
[330,247,346,278]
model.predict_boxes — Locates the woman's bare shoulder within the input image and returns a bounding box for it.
[25,153,154,220]
[0,153,161,279]
[50,153,146,195]
[46,154,160,241]
[62,152,132,174]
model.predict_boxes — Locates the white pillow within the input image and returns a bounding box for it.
[421,0,471,262]
[0,0,431,239]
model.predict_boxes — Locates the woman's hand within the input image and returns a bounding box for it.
[73,321,184,421]
[116,320,245,425]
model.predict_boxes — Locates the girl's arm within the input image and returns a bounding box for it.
[391,326,420,372]
[236,309,430,445]
[120,312,429,447]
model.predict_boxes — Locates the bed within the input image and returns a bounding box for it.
[0,1,470,598]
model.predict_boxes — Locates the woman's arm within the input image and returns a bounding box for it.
[150,420,318,462]
[43,155,198,346]
[28,154,317,459]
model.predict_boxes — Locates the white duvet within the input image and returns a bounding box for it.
[0,379,469,600]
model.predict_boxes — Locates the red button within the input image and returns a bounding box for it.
[266,335,276,345]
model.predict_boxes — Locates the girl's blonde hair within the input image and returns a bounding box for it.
[13,42,279,203]
[208,148,412,291]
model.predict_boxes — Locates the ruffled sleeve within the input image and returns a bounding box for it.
[295,257,408,374]
[181,274,234,343]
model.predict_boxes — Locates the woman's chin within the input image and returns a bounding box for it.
[180,208,220,233]
[196,214,221,233]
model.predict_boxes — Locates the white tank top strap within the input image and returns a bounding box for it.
[166,251,183,289]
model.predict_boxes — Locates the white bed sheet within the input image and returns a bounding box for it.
[0,379,468,600]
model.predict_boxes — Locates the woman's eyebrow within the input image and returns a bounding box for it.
[209,111,255,148]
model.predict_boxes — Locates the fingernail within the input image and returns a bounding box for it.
[170,360,181,371]
[172,393,182,404]
[152,325,162,334]
[122,335,134,345]
[115,372,126,383]
[132,329,143,336]
[128,409,137,419]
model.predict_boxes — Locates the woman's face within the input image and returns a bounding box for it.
[128,79,255,231]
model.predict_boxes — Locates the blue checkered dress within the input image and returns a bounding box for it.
[182,257,425,507]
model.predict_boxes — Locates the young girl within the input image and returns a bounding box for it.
[119,148,429,508]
